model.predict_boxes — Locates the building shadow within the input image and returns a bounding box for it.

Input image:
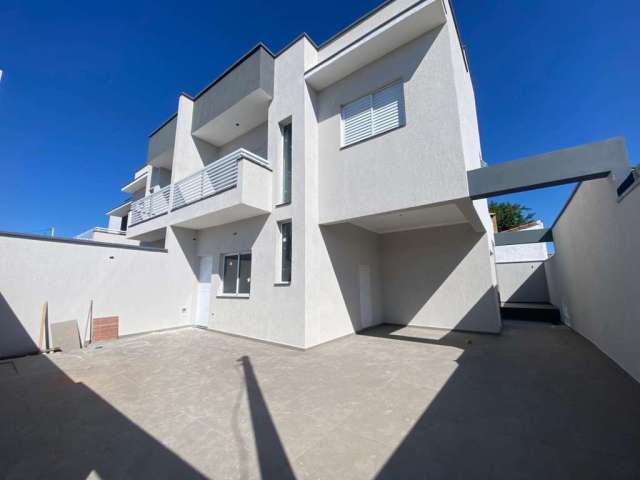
[0,300,207,479]
[238,355,296,480]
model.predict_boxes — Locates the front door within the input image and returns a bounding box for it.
[195,256,213,327]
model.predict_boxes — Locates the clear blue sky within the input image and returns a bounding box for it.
[1,0,638,237]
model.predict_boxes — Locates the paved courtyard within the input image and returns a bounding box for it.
[1,320,639,479]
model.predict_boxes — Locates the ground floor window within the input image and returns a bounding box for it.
[279,221,292,283]
[222,252,251,295]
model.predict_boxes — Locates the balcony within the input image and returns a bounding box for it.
[129,185,171,226]
[127,149,272,237]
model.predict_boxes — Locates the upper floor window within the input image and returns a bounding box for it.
[341,81,405,148]
[281,121,292,204]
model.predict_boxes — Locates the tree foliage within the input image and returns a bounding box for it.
[489,201,536,232]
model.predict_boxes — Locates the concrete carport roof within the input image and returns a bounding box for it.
[468,137,631,246]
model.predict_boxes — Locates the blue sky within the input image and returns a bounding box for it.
[1,0,638,237]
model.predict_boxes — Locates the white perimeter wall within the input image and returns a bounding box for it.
[545,177,640,382]
[496,261,549,303]
[0,228,198,358]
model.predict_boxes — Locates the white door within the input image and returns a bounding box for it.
[359,264,374,329]
[195,256,213,327]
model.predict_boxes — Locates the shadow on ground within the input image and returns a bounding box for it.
[0,313,207,478]
[359,322,640,479]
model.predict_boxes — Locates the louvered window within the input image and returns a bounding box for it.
[341,82,404,147]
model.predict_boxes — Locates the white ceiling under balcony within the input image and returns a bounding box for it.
[305,0,446,90]
[106,201,131,217]
[121,173,147,194]
[192,90,271,147]
[351,202,467,234]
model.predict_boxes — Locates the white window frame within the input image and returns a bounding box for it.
[219,251,251,297]
[275,220,292,285]
[279,120,293,205]
[340,80,405,148]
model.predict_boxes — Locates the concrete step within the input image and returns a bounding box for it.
[500,302,561,324]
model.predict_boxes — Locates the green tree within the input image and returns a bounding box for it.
[489,201,536,232]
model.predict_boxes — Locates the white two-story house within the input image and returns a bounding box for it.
[106,0,501,348]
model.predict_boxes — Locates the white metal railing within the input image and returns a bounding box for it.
[172,149,269,210]
[129,185,171,225]
[128,149,269,226]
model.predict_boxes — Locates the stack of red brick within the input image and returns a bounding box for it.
[92,316,119,342]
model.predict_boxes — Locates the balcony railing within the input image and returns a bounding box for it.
[129,149,269,227]
[130,185,171,225]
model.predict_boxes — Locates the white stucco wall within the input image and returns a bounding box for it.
[496,261,549,303]
[545,177,640,381]
[149,167,172,192]
[107,215,123,231]
[381,223,501,333]
[196,215,305,347]
[496,243,549,263]
[171,95,218,183]
[147,115,177,164]
[307,223,384,347]
[186,37,314,349]
[0,227,198,358]
[92,230,140,246]
[495,221,549,263]
[216,122,268,161]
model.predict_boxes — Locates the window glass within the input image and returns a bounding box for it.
[238,253,252,294]
[281,222,292,283]
[282,123,292,203]
[223,255,238,294]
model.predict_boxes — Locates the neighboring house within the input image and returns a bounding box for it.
[75,227,139,245]
[494,220,549,263]
[103,0,502,346]
[76,164,163,246]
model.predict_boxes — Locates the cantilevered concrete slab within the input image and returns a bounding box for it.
[305,0,446,90]
[468,137,629,199]
[191,46,274,146]
[147,115,177,169]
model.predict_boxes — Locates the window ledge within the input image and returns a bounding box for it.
[274,281,291,287]
[217,294,250,299]
[275,201,291,208]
